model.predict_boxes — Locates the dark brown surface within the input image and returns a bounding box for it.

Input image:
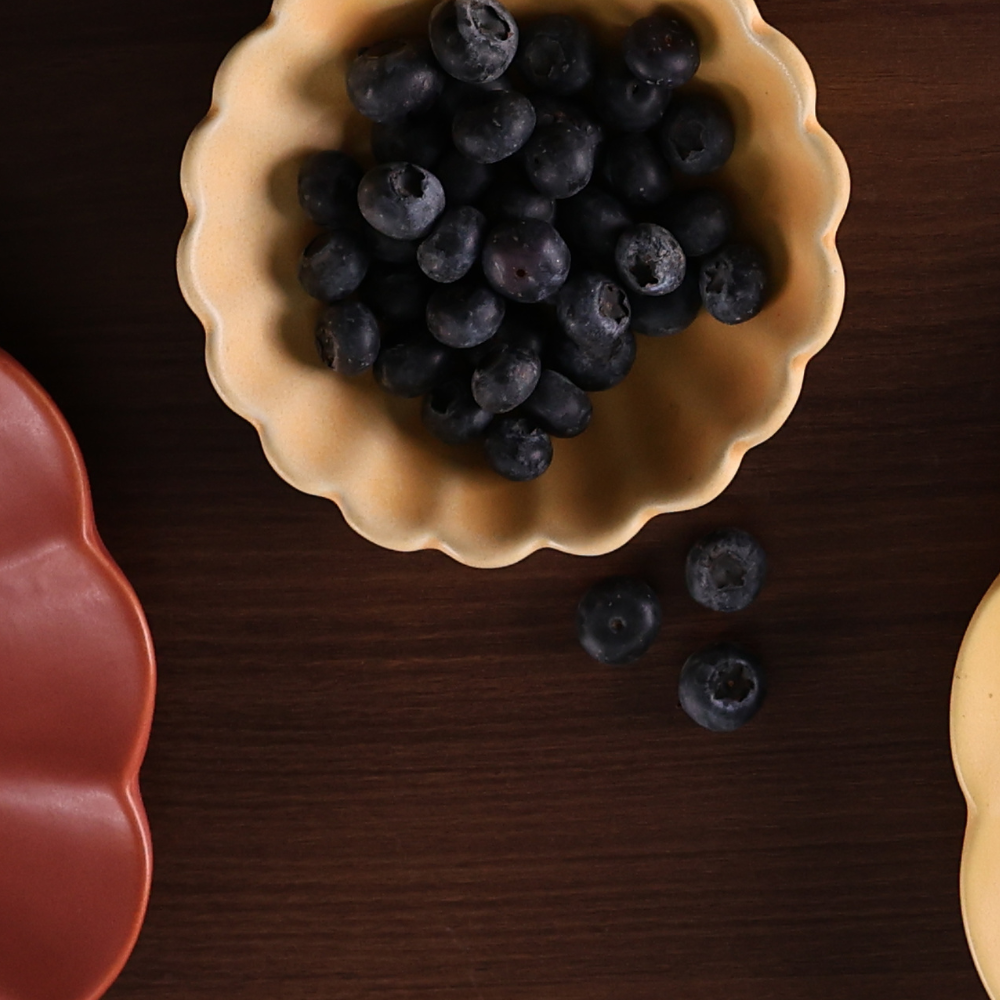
[1,0,998,997]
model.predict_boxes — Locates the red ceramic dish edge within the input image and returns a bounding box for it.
[0,348,155,1000]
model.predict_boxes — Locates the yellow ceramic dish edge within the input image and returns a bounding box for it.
[177,0,850,569]
[952,574,1000,1000]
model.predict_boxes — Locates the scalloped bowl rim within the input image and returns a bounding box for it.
[952,572,1000,1000]
[177,0,850,569]
[0,349,156,1000]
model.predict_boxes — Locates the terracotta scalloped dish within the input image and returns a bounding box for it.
[178,0,850,569]
[953,575,1000,1000]
[0,350,155,1000]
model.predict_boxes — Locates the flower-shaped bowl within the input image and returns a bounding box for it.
[178,0,849,569]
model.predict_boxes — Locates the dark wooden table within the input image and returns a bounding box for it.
[2,0,998,997]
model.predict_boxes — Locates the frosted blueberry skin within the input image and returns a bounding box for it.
[346,38,445,122]
[422,378,494,444]
[298,230,370,302]
[482,219,571,303]
[315,301,381,375]
[659,189,734,258]
[298,150,363,229]
[685,527,767,612]
[429,0,520,85]
[623,14,700,88]
[615,222,686,297]
[484,416,552,481]
[699,245,768,325]
[659,95,735,176]
[417,206,488,283]
[555,272,631,353]
[426,280,506,348]
[521,119,600,200]
[471,344,542,413]
[678,642,766,732]
[358,162,446,241]
[548,328,636,392]
[600,133,672,210]
[576,576,662,665]
[521,369,592,438]
[452,90,537,164]
[591,57,671,133]
[515,14,596,95]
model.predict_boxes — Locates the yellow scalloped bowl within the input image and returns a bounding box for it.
[177,0,849,569]
[952,574,1000,1000]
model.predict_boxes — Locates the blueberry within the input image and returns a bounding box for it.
[298,230,370,302]
[417,205,488,283]
[429,0,519,85]
[659,95,735,176]
[576,576,661,665]
[484,416,552,480]
[522,369,592,437]
[358,162,446,241]
[591,58,671,132]
[437,74,514,119]
[298,150,363,229]
[363,222,418,264]
[426,280,506,348]
[530,96,604,144]
[615,222,686,297]
[660,189,734,258]
[422,377,493,444]
[453,90,537,163]
[371,112,449,169]
[623,14,699,88]
[360,264,432,328]
[471,344,541,413]
[434,148,495,206]
[482,219,571,303]
[556,188,632,273]
[315,301,381,375]
[347,38,445,122]
[549,328,635,391]
[629,266,701,336]
[699,244,767,324]
[521,123,599,200]
[483,178,556,224]
[374,333,457,397]
[555,272,631,352]
[600,132,671,209]
[516,14,596,95]
[685,528,767,612]
[678,642,766,732]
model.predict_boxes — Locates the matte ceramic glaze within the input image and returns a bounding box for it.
[178,0,850,568]
[0,350,155,1000]
[953,576,1000,1000]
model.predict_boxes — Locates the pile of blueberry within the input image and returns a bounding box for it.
[576,528,768,732]
[297,0,768,481]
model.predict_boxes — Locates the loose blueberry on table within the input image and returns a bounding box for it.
[685,527,767,612]
[294,0,770,480]
[576,576,662,665]
[678,642,766,732]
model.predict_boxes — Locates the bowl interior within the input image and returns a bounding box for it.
[180,0,847,566]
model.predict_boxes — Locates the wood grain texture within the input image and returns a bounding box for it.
[0,0,998,996]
